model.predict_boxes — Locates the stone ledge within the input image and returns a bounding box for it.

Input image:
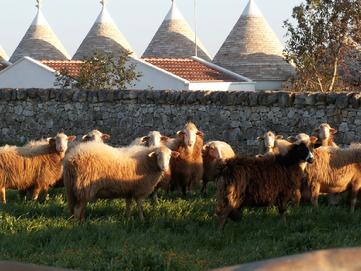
[0,89,360,108]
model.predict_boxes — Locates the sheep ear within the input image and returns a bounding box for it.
[287,136,297,143]
[49,138,56,147]
[275,135,283,140]
[176,131,184,137]
[148,152,156,158]
[67,136,76,142]
[160,136,169,142]
[81,135,90,142]
[196,131,204,137]
[141,136,150,143]
[256,136,264,141]
[171,151,180,158]
[310,136,318,144]
[330,128,337,135]
[101,134,111,141]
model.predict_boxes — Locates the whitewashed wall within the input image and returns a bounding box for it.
[0,58,57,89]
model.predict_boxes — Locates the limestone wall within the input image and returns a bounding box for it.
[0,89,360,154]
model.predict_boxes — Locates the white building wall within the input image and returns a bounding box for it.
[0,58,57,89]
[128,59,188,91]
[189,82,255,91]
[255,81,283,91]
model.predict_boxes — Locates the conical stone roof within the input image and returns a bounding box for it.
[0,46,8,61]
[73,0,135,60]
[142,0,211,61]
[213,0,294,81]
[9,1,69,63]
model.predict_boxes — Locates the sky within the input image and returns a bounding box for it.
[0,0,304,58]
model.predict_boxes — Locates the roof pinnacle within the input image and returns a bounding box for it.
[100,0,108,7]
[36,0,43,9]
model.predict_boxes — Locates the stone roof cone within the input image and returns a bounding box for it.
[73,0,135,60]
[0,46,8,61]
[142,0,211,61]
[213,0,294,81]
[9,0,70,63]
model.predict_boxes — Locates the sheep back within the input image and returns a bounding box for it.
[0,143,64,191]
[64,143,165,211]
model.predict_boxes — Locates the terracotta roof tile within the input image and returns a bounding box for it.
[143,58,241,82]
[41,60,83,78]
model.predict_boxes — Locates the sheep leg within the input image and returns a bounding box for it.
[32,186,42,201]
[181,185,187,197]
[0,187,6,205]
[293,189,301,207]
[125,198,132,218]
[136,199,144,221]
[277,196,288,224]
[18,190,27,201]
[310,183,320,208]
[74,201,86,222]
[201,180,208,195]
[218,207,233,232]
[350,187,360,213]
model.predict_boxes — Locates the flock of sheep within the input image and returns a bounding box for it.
[0,122,360,230]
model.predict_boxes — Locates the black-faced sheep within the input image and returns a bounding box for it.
[0,133,76,203]
[64,142,179,221]
[216,142,314,230]
[202,141,236,194]
[170,122,204,196]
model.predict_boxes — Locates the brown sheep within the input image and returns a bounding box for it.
[216,142,314,230]
[0,133,76,204]
[304,144,361,212]
[202,141,236,194]
[313,123,342,205]
[63,142,179,221]
[19,129,111,200]
[170,122,204,196]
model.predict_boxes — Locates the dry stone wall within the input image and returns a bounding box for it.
[0,89,360,154]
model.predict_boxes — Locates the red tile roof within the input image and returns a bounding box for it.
[143,58,241,82]
[41,60,83,78]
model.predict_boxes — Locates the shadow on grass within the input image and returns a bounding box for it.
[1,189,361,271]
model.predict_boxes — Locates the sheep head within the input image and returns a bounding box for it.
[141,131,169,147]
[82,130,110,143]
[257,131,283,153]
[49,133,76,153]
[314,123,337,141]
[204,143,223,160]
[148,146,180,172]
[177,122,204,149]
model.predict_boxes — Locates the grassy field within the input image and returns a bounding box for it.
[0,187,361,271]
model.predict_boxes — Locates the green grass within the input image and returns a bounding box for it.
[0,188,361,271]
